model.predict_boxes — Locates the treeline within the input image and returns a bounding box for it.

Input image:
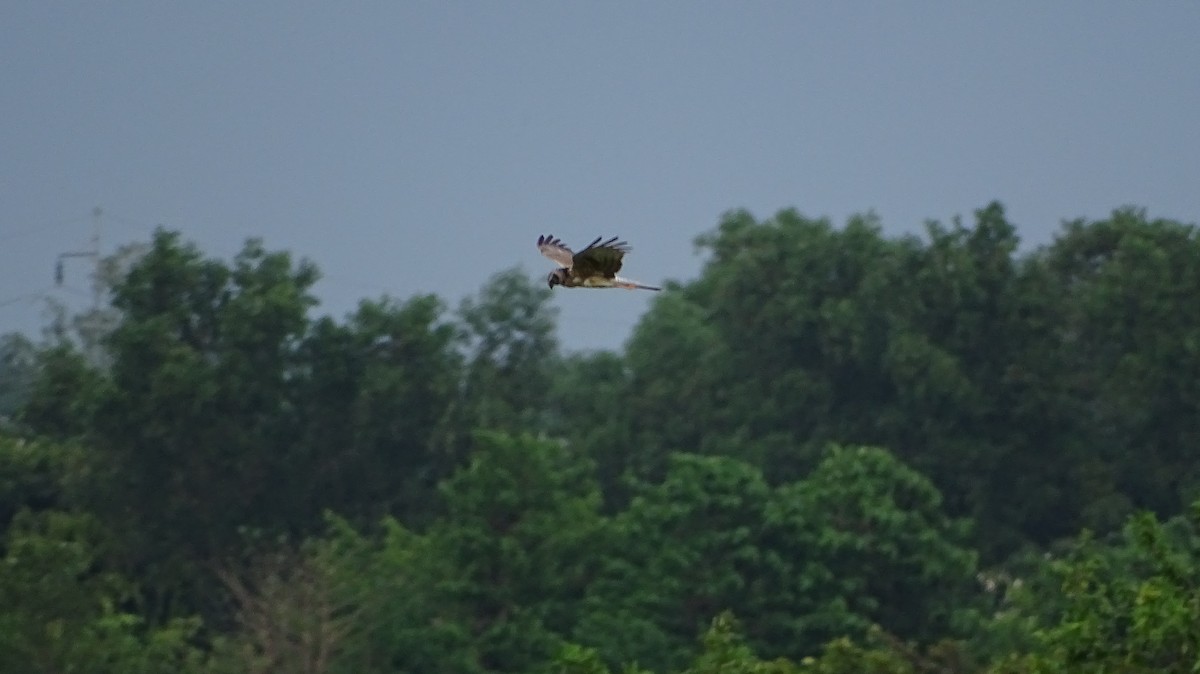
[1,202,1199,672]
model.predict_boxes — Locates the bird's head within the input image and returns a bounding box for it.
[547,268,567,289]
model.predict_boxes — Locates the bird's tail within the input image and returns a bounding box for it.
[615,276,661,291]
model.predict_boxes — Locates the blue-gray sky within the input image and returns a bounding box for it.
[3,2,1198,351]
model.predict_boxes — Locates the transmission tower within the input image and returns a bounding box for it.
[55,206,103,309]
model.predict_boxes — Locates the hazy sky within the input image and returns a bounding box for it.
[3,2,1198,351]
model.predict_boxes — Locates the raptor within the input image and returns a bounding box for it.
[536,234,661,291]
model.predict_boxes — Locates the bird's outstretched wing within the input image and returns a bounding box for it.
[570,236,631,279]
[537,235,575,268]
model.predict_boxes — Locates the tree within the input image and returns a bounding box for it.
[546,350,636,509]
[992,504,1200,673]
[323,514,476,674]
[615,203,1200,563]
[94,230,317,543]
[19,228,475,626]
[212,541,356,674]
[621,291,729,487]
[326,432,605,674]
[558,613,806,674]
[434,431,604,672]
[0,434,75,534]
[882,205,1030,557]
[575,446,979,669]
[18,343,107,440]
[0,509,208,674]
[294,294,462,526]
[454,268,559,435]
[1036,209,1200,523]
[0,333,37,422]
[775,446,980,649]
[51,229,324,625]
[576,454,776,672]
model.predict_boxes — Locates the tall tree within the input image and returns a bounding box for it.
[0,333,37,422]
[621,291,728,485]
[0,435,75,534]
[434,431,604,673]
[992,504,1200,673]
[615,202,1200,561]
[0,510,207,674]
[576,454,776,672]
[34,229,324,625]
[328,432,605,674]
[775,446,979,648]
[91,231,318,555]
[1033,209,1200,524]
[576,447,978,668]
[452,268,560,442]
[294,294,462,526]
[546,350,638,509]
[17,344,106,440]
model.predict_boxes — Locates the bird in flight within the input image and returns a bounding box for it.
[537,234,661,291]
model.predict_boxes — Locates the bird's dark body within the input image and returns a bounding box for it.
[547,266,622,288]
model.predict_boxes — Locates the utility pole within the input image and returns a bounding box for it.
[55,206,103,310]
[90,205,102,309]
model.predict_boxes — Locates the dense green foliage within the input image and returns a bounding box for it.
[2,202,1199,672]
